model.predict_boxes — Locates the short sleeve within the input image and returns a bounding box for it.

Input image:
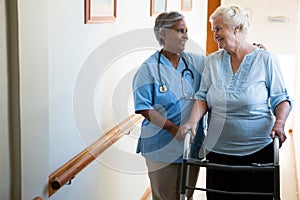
[132,63,155,113]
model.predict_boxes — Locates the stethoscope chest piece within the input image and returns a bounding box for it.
[159,85,168,93]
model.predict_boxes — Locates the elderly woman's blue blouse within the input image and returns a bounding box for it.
[195,48,292,156]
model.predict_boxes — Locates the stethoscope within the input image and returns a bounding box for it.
[157,49,195,99]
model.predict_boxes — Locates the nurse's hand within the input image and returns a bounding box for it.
[253,43,267,50]
[176,122,197,143]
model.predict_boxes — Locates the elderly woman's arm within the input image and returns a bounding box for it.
[176,99,208,142]
[270,100,291,146]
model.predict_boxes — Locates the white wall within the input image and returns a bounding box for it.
[0,0,10,199]
[15,0,208,199]
[4,0,299,199]
[293,0,300,196]
[18,0,49,199]
[222,0,298,55]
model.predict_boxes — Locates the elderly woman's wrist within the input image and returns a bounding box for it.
[275,119,285,125]
[187,118,198,126]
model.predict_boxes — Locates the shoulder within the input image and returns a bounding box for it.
[255,48,277,58]
[182,51,206,63]
[143,51,159,65]
[182,51,206,70]
[136,51,159,72]
[255,48,280,65]
[207,49,224,59]
[205,49,226,65]
[182,51,207,74]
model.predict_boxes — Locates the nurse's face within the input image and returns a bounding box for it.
[162,19,188,53]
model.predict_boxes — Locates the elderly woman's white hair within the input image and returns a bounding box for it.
[210,5,250,34]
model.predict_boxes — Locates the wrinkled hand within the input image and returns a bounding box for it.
[270,121,287,147]
[175,122,197,143]
[253,43,267,50]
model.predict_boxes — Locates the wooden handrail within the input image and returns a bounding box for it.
[48,113,143,197]
[140,186,151,200]
[33,197,43,200]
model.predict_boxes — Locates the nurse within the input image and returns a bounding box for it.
[132,11,206,200]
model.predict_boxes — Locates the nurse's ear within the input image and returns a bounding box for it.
[160,29,167,40]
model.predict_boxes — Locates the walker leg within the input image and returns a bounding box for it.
[180,160,188,200]
[180,194,186,200]
[274,165,281,200]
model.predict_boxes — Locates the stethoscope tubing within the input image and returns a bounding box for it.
[157,49,194,93]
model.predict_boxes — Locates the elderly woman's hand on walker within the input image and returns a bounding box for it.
[176,122,197,143]
[177,99,208,143]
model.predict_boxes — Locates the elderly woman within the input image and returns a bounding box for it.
[179,5,292,200]
[132,12,206,200]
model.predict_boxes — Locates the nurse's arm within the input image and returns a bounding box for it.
[138,109,179,137]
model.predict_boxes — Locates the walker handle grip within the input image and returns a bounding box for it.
[273,135,280,165]
[183,130,192,160]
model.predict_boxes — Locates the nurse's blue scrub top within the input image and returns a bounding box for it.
[132,50,206,163]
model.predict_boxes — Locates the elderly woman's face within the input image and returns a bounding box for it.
[211,16,236,50]
[162,19,188,53]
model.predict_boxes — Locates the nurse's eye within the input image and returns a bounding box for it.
[176,28,188,34]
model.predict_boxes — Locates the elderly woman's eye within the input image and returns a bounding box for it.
[214,27,222,33]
